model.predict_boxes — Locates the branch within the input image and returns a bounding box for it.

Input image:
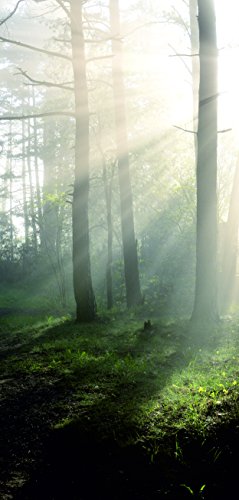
[0,36,71,61]
[171,5,190,38]
[86,54,113,64]
[218,128,232,134]
[16,67,74,91]
[55,0,71,19]
[169,52,199,57]
[168,43,192,76]
[54,37,71,44]
[123,20,171,39]
[173,125,196,134]
[89,79,113,89]
[174,125,232,135]
[54,35,123,45]
[0,0,25,25]
[199,93,220,106]
[0,111,75,121]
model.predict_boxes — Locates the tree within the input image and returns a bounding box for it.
[70,0,96,321]
[189,0,199,144]
[220,154,239,312]
[191,0,219,323]
[110,0,142,308]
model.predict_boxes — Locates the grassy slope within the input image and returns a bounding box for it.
[1,312,239,498]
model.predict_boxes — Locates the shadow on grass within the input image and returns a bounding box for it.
[1,316,234,499]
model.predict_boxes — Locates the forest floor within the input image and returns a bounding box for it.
[1,310,239,499]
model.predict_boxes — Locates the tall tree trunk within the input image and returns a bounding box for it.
[32,88,44,246]
[42,120,58,255]
[220,154,239,311]
[97,114,114,309]
[103,160,114,310]
[70,0,96,321]
[191,0,219,323]
[110,0,142,308]
[21,116,30,271]
[189,0,199,153]
[56,204,67,308]
[8,121,14,261]
[22,118,29,247]
[27,115,38,253]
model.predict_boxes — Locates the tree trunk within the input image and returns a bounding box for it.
[103,160,114,310]
[32,88,44,246]
[27,107,38,253]
[21,118,29,248]
[70,0,96,321]
[110,0,142,308]
[189,0,199,152]
[220,154,239,311]
[97,114,114,310]
[191,0,219,323]
[8,121,14,261]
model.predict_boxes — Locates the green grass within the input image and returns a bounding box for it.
[2,311,239,498]
[1,312,239,459]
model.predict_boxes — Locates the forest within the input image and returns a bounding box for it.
[1,0,239,498]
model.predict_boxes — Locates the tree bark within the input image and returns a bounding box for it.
[189,0,199,151]
[103,160,114,310]
[8,121,14,261]
[32,88,44,246]
[220,154,239,311]
[191,0,219,323]
[27,114,38,254]
[110,0,142,308]
[70,0,96,321]
[21,116,30,264]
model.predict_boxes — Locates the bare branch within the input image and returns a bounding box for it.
[173,125,196,134]
[54,37,71,44]
[174,125,232,135]
[0,111,75,121]
[86,54,113,64]
[169,52,199,57]
[54,35,122,45]
[168,43,192,76]
[83,19,110,33]
[199,93,221,107]
[0,36,71,61]
[16,67,74,91]
[171,5,190,38]
[218,128,232,134]
[55,0,71,19]
[0,0,25,26]
[123,20,171,39]
[89,79,113,89]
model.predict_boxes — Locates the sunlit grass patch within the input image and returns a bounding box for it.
[144,339,239,439]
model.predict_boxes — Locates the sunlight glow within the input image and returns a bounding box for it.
[216,1,239,135]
